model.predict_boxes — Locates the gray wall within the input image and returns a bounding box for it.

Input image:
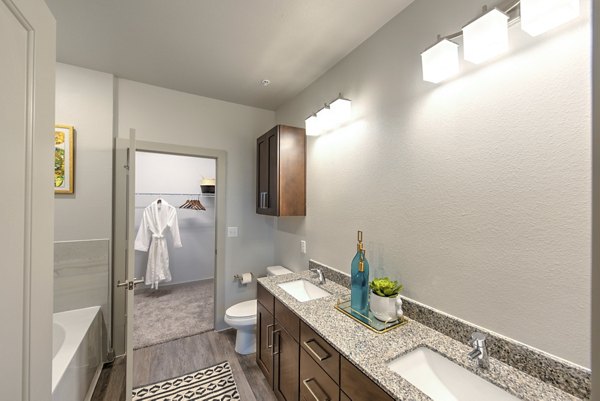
[54,63,113,241]
[134,152,216,287]
[117,79,276,329]
[275,0,592,367]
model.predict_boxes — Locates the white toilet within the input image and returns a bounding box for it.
[225,265,292,355]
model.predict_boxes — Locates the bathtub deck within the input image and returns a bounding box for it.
[91,329,277,401]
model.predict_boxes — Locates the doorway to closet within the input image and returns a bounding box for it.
[132,151,216,350]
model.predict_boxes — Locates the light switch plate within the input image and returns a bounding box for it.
[227,227,239,237]
[300,240,306,254]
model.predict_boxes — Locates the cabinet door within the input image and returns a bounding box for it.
[340,357,393,401]
[256,302,274,385]
[257,127,278,215]
[273,325,299,401]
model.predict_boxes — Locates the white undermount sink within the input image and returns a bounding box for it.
[278,280,331,302]
[387,347,520,401]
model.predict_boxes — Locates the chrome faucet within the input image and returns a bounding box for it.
[467,332,489,369]
[309,266,326,285]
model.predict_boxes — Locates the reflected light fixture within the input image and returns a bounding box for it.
[463,8,509,64]
[305,114,320,136]
[520,0,580,36]
[421,38,460,83]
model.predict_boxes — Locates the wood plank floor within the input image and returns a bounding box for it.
[91,329,277,401]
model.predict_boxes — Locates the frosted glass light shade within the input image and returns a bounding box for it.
[329,98,352,126]
[316,106,333,133]
[520,0,580,36]
[421,39,460,83]
[463,9,509,64]
[305,115,320,136]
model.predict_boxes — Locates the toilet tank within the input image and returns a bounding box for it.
[266,265,292,276]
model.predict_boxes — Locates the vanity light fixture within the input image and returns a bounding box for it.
[316,105,333,134]
[463,8,509,64]
[305,114,320,136]
[520,0,580,36]
[421,38,460,83]
[304,94,352,136]
[421,0,581,83]
[329,96,352,127]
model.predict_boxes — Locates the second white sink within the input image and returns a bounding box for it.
[387,347,520,401]
[278,280,330,302]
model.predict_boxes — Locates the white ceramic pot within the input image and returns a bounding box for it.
[369,292,403,322]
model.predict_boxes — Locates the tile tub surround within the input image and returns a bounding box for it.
[309,259,591,400]
[259,271,583,401]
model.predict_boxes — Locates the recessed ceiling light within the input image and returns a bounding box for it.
[261,79,271,86]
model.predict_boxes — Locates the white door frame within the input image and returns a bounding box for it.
[112,139,227,361]
[1,0,55,400]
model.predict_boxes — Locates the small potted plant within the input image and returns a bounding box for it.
[369,277,403,322]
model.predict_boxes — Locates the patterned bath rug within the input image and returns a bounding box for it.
[132,361,240,401]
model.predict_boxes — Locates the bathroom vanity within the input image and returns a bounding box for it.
[256,270,587,401]
[257,280,392,401]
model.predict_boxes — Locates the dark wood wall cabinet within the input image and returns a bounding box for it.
[257,125,306,216]
[256,282,395,401]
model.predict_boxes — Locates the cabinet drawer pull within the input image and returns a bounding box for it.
[273,329,281,355]
[303,378,330,401]
[267,324,274,349]
[303,339,331,362]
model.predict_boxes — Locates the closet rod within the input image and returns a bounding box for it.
[135,192,200,196]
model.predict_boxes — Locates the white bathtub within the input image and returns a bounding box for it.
[52,306,103,401]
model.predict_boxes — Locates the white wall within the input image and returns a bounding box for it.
[592,0,599,397]
[55,63,113,241]
[117,79,276,329]
[134,151,216,286]
[275,0,592,367]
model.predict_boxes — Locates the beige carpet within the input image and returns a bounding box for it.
[133,280,214,349]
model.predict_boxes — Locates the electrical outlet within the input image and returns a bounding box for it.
[300,240,307,254]
[227,227,239,237]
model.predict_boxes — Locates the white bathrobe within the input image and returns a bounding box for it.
[134,199,182,289]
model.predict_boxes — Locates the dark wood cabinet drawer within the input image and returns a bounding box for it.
[300,321,340,384]
[340,357,393,401]
[275,298,300,342]
[300,348,339,401]
[258,282,274,313]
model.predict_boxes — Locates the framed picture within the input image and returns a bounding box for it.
[55,124,74,194]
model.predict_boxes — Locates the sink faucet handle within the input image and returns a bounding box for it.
[470,332,487,346]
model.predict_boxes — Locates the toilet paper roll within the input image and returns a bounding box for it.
[241,272,253,285]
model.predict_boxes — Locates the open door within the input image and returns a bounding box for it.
[114,129,143,400]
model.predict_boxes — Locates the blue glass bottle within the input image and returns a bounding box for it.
[351,232,369,316]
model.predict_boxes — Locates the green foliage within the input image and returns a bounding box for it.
[369,277,403,298]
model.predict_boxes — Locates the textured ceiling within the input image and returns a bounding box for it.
[45,0,414,110]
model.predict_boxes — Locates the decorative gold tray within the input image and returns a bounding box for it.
[335,297,408,333]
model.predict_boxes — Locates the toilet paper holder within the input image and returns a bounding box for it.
[233,272,254,283]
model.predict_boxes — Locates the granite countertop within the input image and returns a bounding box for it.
[258,271,581,401]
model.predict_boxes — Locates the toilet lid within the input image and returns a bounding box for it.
[267,265,292,276]
[226,300,257,318]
